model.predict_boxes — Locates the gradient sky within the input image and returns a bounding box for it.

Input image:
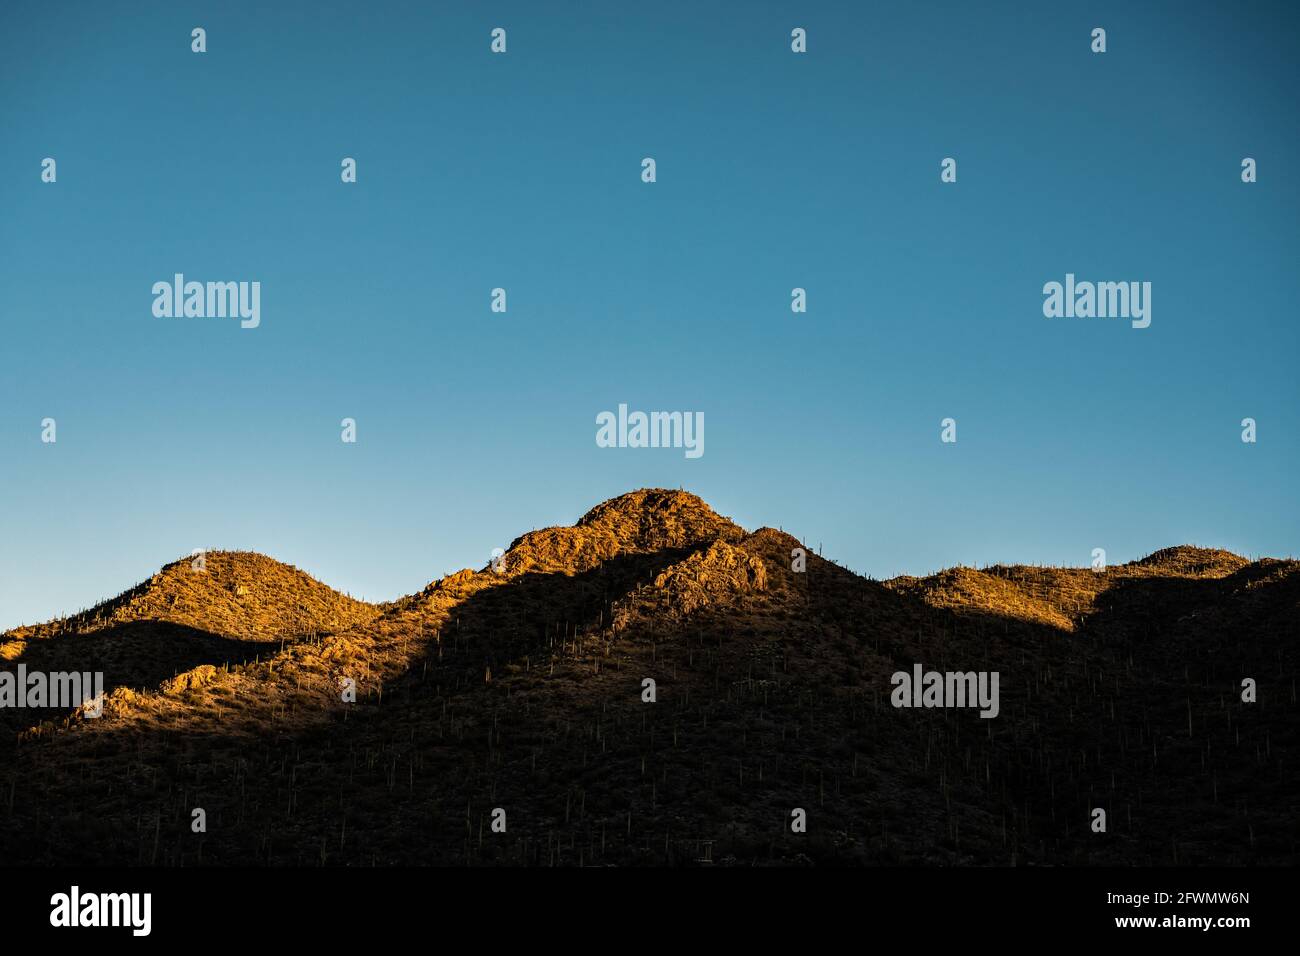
[1,0,1297,630]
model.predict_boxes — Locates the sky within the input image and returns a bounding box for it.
[1,0,1297,629]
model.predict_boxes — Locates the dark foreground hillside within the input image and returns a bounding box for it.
[1,490,1295,866]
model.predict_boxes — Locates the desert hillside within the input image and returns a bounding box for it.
[1,490,1295,866]
[3,550,377,646]
[0,552,378,741]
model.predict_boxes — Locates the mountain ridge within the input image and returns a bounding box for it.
[4,490,1270,647]
[1,489,1294,866]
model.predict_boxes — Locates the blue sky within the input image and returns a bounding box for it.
[1,0,1296,629]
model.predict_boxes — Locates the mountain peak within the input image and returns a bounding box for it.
[1132,545,1248,576]
[576,488,739,545]
[501,489,742,576]
[4,550,376,643]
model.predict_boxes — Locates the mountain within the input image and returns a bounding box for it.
[1,490,1295,866]
[3,550,377,644]
[0,552,377,741]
